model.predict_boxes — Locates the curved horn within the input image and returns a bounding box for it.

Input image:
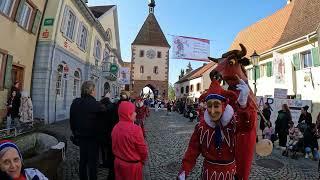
[237,43,247,58]
[208,57,219,63]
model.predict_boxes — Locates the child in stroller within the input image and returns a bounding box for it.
[282,121,303,159]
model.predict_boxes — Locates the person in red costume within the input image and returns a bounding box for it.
[197,93,207,122]
[135,97,149,137]
[178,78,255,180]
[111,101,148,180]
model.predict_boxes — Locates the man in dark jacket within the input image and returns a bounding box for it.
[99,92,117,180]
[70,81,105,180]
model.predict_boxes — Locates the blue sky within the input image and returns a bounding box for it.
[88,0,287,84]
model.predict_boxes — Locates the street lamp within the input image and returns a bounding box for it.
[250,50,260,96]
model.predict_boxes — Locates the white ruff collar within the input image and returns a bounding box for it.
[204,104,234,128]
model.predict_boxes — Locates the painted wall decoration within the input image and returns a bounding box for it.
[118,67,130,85]
[172,36,210,62]
[273,52,285,84]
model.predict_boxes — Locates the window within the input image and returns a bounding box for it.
[196,83,201,91]
[147,76,151,80]
[17,2,32,30]
[157,51,162,58]
[61,6,77,40]
[140,50,144,57]
[180,87,184,94]
[140,66,144,73]
[190,85,194,92]
[125,84,130,91]
[0,0,14,17]
[77,23,88,51]
[106,28,112,46]
[56,64,64,97]
[260,64,266,77]
[73,70,80,97]
[94,39,102,60]
[153,66,158,74]
[0,52,7,89]
[301,51,312,68]
[186,86,189,93]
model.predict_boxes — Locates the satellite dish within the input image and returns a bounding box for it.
[256,139,273,157]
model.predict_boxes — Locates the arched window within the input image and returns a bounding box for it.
[186,86,189,93]
[196,83,201,91]
[153,66,158,74]
[106,28,113,46]
[73,70,81,97]
[56,64,64,97]
[190,85,194,92]
[140,66,144,73]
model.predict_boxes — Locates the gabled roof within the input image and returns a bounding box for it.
[89,5,115,18]
[229,3,294,56]
[132,13,170,47]
[275,0,320,46]
[175,62,215,84]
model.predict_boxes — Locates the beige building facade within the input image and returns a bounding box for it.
[0,0,47,120]
[32,0,122,123]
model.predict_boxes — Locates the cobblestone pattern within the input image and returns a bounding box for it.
[144,110,320,180]
[45,110,319,180]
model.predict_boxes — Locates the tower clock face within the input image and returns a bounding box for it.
[146,49,156,59]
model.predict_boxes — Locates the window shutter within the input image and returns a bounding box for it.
[60,6,68,34]
[15,0,25,22]
[4,55,13,89]
[76,23,81,46]
[31,10,42,34]
[293,53,300,70]
[267,62,272,77]
[312,47,320,67]
[255,66,260,79]
[251,68,254,80]
[72,17,78,41]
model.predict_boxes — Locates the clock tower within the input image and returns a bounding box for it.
[130,1,170,99]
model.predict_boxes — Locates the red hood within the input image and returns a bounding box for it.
[118,101,136,122]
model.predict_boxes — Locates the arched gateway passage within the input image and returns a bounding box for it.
[139,84,156,99]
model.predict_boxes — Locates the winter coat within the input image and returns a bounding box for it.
[6,95,20,118]
[69,95,105,139]
[275,110,291,135]
[260,108,271,131]
[298,112,312,126]
[112,101,148,180]
[19,97,33,123]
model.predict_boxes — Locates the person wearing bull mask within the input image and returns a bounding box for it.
[178,78,254,180]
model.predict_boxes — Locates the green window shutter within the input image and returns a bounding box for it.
[267,62,272,77]
[251,68,255,80]
[32,10,42,34]
[255,66,260,79]
[4,55,13,89]
[293,53,300,70]
[15,0,26,23]
[312,47,320,67]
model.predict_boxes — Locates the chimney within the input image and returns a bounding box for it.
[287,0,292,4]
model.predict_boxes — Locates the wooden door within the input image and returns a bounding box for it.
[11,65,24,89]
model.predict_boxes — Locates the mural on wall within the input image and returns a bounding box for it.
[273,52,285,84]
[118,67,130,85]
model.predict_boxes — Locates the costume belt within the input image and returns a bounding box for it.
[115,155,141,164]
[205,159,235,165]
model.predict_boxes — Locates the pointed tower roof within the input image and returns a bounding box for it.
[132,2,170,47]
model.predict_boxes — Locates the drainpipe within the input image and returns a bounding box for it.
[49,0,65,124]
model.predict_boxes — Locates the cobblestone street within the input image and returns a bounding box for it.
[47,109,319,180]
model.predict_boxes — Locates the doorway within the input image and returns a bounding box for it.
[11,65,24,89]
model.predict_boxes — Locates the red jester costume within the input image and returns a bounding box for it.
[178,79,255,180]
[135,98,149,137]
